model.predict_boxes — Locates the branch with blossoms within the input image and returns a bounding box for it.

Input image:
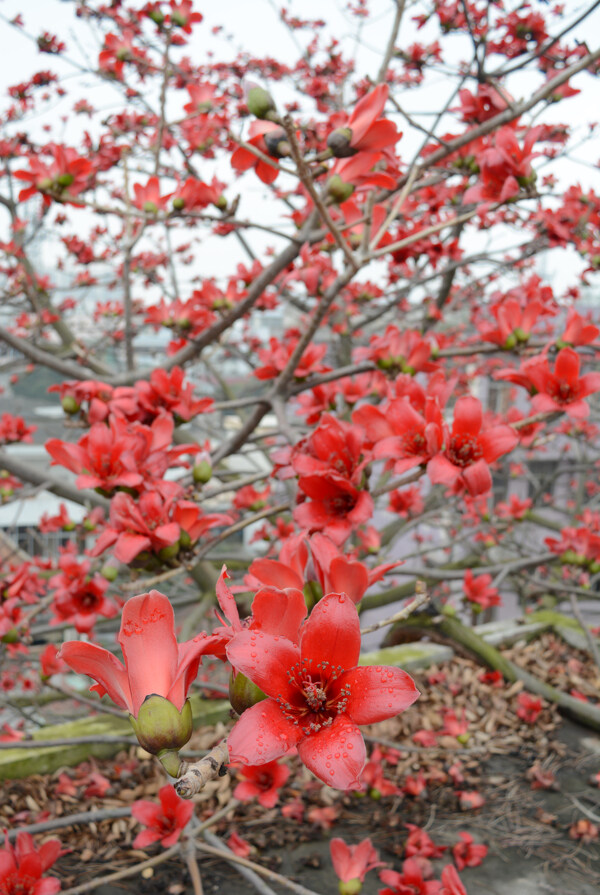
[2,2,600,893]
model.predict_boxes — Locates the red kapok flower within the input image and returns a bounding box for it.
[452,832,488,870]
[462,569,502,611]
[328,84,401,156]
[233,759,290,809]
[226,592,419,790]
[132,784,193,848]
[231,121,283,185]
[330,836,384,888]
[0,832,62,895]
[516,691,543,724]
[527,347,600,419]
[427,396,518,497]
[379,858,442,895]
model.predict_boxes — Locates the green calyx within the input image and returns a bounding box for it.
[339,880,362,895]
[129,695,193,755]
[229,671,267,716]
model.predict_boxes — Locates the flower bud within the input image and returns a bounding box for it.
[157,542,181,563]
[171,10,188,27]
[327,127,356,158]
[193,460,212,484]
[147,8,165,25]
[56,173,75,188]
[513,327,530,343]
[172,196,185,211]
[61,395,80,415]
[229,671,267,715]
[129,694,193,755]
[263,129,291,159]
[143,200,158,214]
[246,86,277,121]
[101,564,119,582]
[326,174,355,204]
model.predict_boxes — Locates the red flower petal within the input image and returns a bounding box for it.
[344,665,420,724]
[327,557,369,604]
[58,641,133,712]
[478,425,519,462]
[555,346,580,383]
[251,587,307,642]
[461,459,492,496]
[118,591,179,715]
[300,592,361,672]
[228,698,302,764]
[427,454,461,486]
[298,716,365,790]
[113,532,152,564]
[226,630,299,701]
[452,396,482,436]
[249,558,304,591]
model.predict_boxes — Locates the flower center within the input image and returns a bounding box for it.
[323,493,356,516]
[403,431,425,454]
[446,434,483,467]
[278,660,351,736]
[547,380,579,404]
[1,873,38,895]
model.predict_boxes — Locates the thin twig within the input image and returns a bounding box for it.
[281,114,358,272]
[59,844,181,895]
[360,581,430,634]
[199,831,324,895]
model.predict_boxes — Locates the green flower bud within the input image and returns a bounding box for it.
[172,196,185,211]
[157,542,181,563]
[56,173,74,188]
[229,671,267,716]
[101,564,119,582]
[129,694,193,755]
[171,10,188,27]
[61,395,80,415]
[193,460,212,484]
[513,327,530,343]
[143,201,158,214]
[147,9,165,25]
[326,174,355,204]
[247,86,277,120]
[38,177,54,191]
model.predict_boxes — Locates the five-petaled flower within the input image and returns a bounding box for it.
[226,592,419,790]
[0,832,63,895]
[427,396,519,496]
[233,759,290,809]
[132,784,194,848]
